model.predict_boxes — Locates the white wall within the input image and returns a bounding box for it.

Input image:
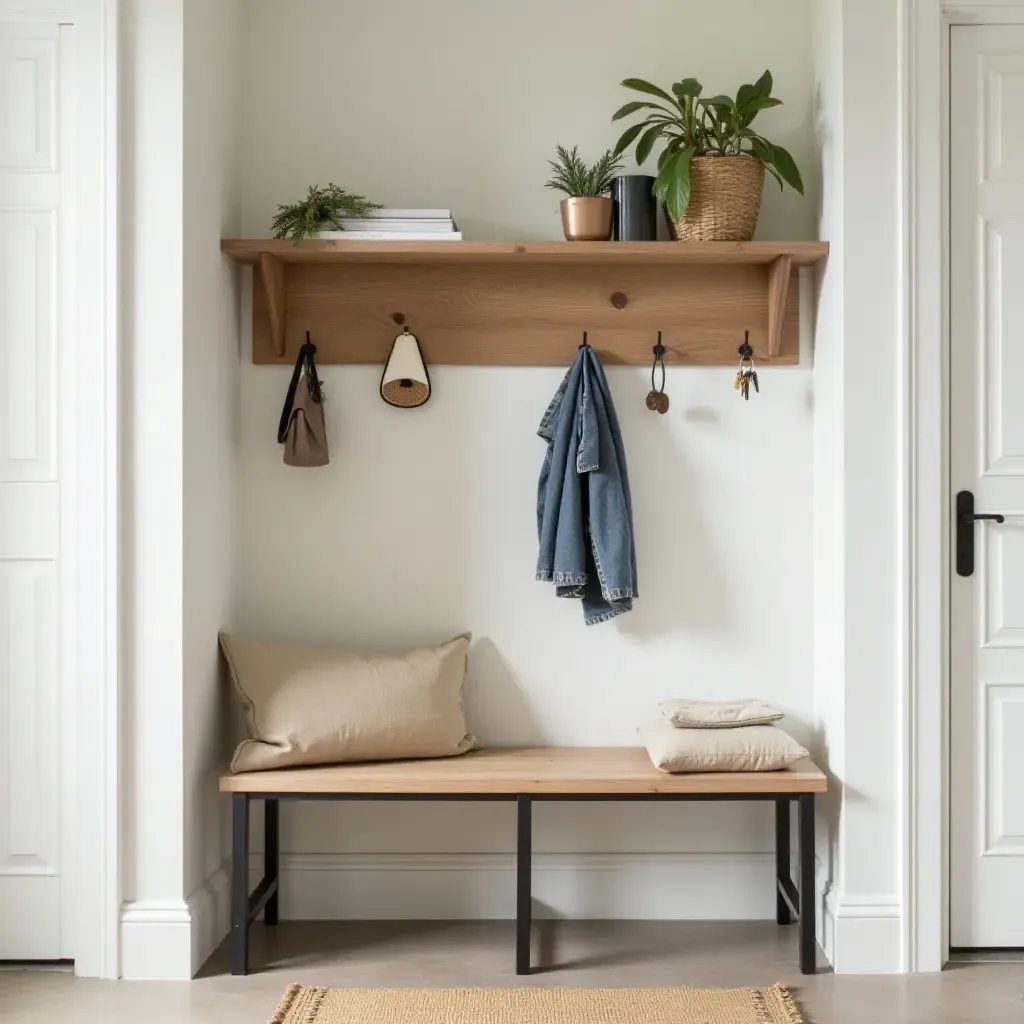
[120,0,242,980]
[811,0,903,973]
[811,0,846,966]
[833,0,902,972]
[182,0,242,975]
[119,0,187,979]
[236,0,819,920]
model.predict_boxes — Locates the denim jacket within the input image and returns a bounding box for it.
[536,347,638,624]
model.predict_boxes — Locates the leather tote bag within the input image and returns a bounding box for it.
[278,333,328,467]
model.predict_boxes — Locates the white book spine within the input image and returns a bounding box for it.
[363,209,452,220]
[317,231,463,241]
[338,219,456,233]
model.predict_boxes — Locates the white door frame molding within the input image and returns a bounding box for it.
[902,0,1024,974]
[69,0,120,978]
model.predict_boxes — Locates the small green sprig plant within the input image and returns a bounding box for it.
[545,145,622,198]
[271,183,381,241]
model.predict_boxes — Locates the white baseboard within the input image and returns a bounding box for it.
[820,883,836,967]
[122,852,831,977]
[826,893,903,973]
[119,900,193,980]
[252,851,777,921]
[187,862,231,976]
[119,862,231,980]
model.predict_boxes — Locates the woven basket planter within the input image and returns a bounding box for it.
[669,155,765,242]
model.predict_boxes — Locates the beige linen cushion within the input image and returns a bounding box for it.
[640,717,808,773]
[659,697,784,729]
[220,632,475,772]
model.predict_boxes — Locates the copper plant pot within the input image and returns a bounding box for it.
[560,197,613,241]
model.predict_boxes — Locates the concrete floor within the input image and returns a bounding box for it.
[1,921,1022,1023]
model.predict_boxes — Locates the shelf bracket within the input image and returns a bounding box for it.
[766,253,793,359]
[259,252,286,357]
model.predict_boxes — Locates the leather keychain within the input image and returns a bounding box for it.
[646,333,669,414]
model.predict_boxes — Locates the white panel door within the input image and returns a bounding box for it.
[0,19,70,960]
[950,25,1024,949]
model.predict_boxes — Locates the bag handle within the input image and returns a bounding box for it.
[277,331,323,444]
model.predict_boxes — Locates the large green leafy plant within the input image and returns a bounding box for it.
[545,145,622,198]
[612,71,803,221]
[272,183,380,241]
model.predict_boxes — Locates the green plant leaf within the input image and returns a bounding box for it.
[742,97,783,115]
[703,94,735,114]
[736,82,757,111]
[654,146,695,221]
[621,77,680,108]
[748,136,771,157]
[613,121,647,156]
[748,137,783,187]
[769,143,804,193]
[753,69,774,99]
[612,100,675,121]
[672,78,703,100]
[635,122,666,166]
[652,157,676,203]
[656,136,683,171]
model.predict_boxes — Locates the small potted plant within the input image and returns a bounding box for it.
[546,145,622,241]
[271,183,380,241]
[612,71,803,241]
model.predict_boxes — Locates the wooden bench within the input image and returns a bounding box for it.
[220,747,827,977]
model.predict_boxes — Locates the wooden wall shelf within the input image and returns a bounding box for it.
[221,239,829,367]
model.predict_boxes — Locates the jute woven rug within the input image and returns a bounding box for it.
[269,984,804,1024]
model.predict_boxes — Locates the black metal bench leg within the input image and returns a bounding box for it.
[231,793,250,976]
[775,798,793,925]
[797,792,817,974]
[516,795,532,975]
[264,799,280,926]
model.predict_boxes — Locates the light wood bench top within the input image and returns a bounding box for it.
[219,747,826,795]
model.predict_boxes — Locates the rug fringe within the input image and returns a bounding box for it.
[268,983,302,1024]
[772,983,805,1024]
[269,985,328,1024]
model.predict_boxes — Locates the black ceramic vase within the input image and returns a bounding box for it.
[611,175,657,241]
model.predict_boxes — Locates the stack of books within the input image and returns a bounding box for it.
[319,209,461,241]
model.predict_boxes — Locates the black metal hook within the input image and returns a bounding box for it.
[579,331,589,350]
[647,331,669,413]
[738,330,753,360]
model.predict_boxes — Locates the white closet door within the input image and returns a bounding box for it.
[950,24,1024,949]
[0,19,70,960]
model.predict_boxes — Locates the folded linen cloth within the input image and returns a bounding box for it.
[659,697,783,729]
[641,718,808,773]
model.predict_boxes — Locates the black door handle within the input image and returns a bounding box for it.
[957,490,1006,577]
